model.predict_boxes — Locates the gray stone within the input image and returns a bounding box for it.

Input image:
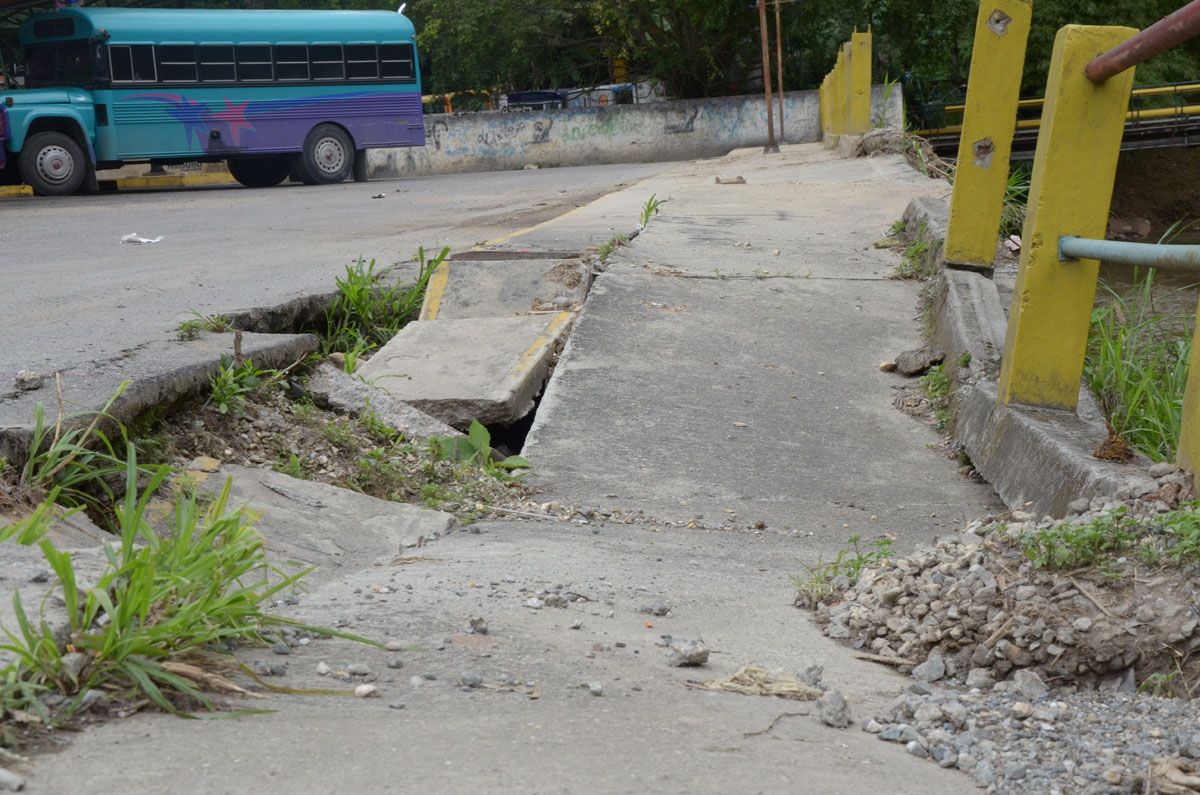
[1150,462,1176,478]
[862,718,884,734]
[304,363,464,444]
[1066,497,1091,515]
[459,673,483,688]
[912,655,946,683]
[385,657,405,670]
[966,667,995,690]
[906,740,929,758]
[272,641,291,655]
[468,616,489,635]
[796,662,824,689]
[666,638,710,667]
[906,681,933,696]
[1012,669,1048,700]
[14,370,43,391]
[0,766,26,791]
[346,663,371,676]
[818,690,852,729]
[587,682,604,697]
[269,664,287,677]
[894,345,945,376]
[941,701,968,728]
[914,703,943,725]
[1073,617,1093,632]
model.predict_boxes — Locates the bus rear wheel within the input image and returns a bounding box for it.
[19,132,86,196]
[227,156,290,188]
[294,124,354,185]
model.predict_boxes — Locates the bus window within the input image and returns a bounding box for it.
[310,44,343,80]
[199,45,235,82]
[379,43,413,80]
[24,40,93,87]
[346,44,378,80]
[274,45,308,80]
[236,45,272,81]
[110,45,157,83]
[158,45,197,82]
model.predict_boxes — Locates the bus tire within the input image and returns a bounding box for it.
[19,131,86,196]
[227,156,290,188]
[295,124,354,185]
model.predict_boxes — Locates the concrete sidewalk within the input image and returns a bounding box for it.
[9,145,1005,794]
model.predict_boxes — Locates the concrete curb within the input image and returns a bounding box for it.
[2,171,236,198]
[906,196,1154,517]
[0,185,33,198]
[0,332,316,470]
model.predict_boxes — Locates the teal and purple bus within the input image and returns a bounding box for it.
[0,6,425,195]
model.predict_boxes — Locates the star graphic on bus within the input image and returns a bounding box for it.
[213,99,255,147]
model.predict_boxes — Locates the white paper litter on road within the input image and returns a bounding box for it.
[120,233,164,245]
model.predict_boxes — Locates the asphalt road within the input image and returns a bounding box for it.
[0,162,672,379]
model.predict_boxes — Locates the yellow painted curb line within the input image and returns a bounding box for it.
[111,172,236,190]
[0,185,33,198]
[507,312,572,380]
[419,261,451,321]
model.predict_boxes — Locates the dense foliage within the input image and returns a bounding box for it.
[4,0,1200,100]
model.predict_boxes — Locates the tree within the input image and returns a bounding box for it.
[591,0,761,99]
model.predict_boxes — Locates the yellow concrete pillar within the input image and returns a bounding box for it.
[842,42,854,134]
[1175,300,1200,470]
[997,25,1137,410]
[945,0,1033,268]
[832,50,845,137]
[849,31,872,134]
[820,75,828,137]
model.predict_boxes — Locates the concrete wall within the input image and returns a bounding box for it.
[368,85,903,179]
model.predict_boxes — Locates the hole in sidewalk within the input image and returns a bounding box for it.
[485,392,542,457]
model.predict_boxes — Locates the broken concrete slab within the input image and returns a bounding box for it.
[0,332,318,471]
[192,465,456,584]
[355,313,572,429]
[303,364,463,443]
[420,258,591,321]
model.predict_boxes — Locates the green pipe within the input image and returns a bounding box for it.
[1058,235,1200,272]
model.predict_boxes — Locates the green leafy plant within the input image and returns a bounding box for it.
[1019,508,1139,569]
[920,364,952,428]
[639,194,669,228]
[273,453,305,479]
[873,73,900,129]
[1138,670,1182,698]
[175,311,233,341]
[1085,268,1194,462]
[19,382,139,516]
[958,351,973,368]
[893,223,934,279]
[2,451,375,718]
[319,249,446,357]
[208,356,271,416]
[596,234,628,262]
[434,420,531,474]
[791,535,893,602]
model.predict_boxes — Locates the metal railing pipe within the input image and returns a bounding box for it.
[1058,235,1200,272]
[1086,0,1200,82]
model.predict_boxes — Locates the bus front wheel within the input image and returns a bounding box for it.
[294,124,354,185]
[227,156,290,188]
[19,132,86,197]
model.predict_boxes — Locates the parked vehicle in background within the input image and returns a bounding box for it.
[0,6,425,195]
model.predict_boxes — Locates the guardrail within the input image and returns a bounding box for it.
[943,0,1200,470]
[818,30,872,144]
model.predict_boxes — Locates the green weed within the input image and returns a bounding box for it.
[874,73,900,129]
[893,223,934,279]
[1085,270,1193,462]
[433,420,530,475]
[791,535,893,602]
[2,451,373,718]
[920,364,951,428]
[319,249,445,357]
[1019,508,1139,569]
[596,234,628,262]
[176,311,233,341]
[209,356,271,416]
[273,453,305,479]
[958,351,973,368]
[999,164,1031,238]
[639,194,669,228]
[1138,670,1182,698]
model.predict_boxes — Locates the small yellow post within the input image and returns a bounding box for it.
[945,0,1033,268]
[997,25,1137,410]
[849,30,872,134]
[1176,301,1200,471]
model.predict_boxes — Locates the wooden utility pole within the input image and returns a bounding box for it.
[758,0,779,153]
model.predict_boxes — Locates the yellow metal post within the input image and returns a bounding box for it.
[1176,300,1200,470]
[997,25,1137,410]
[944,0,1033,268]
[849,31,872,134]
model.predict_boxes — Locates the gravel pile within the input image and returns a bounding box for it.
[866,675,1200,792]
[809,465,1200,692]
[799,465,1200,791]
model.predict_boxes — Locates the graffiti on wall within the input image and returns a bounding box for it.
[665,106,699,135]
